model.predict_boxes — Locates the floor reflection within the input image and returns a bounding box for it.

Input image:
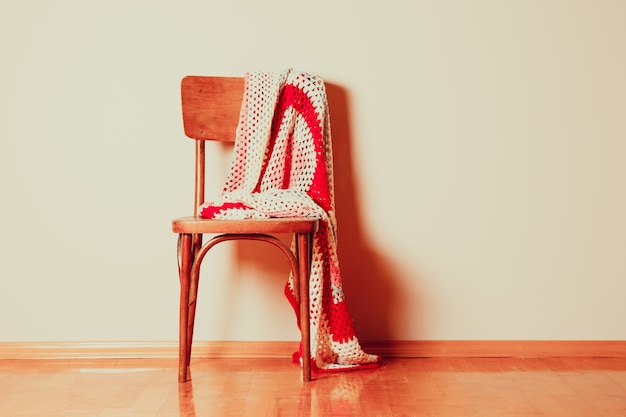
[178,379,197,417]
[266,370,378,417]
[177,363,378,417]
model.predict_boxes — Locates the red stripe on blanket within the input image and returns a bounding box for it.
[200,201,249,219]
[255,84,332,213]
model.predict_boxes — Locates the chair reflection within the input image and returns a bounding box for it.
[177,377,197,417]
[176,371,372,417]
[175,359,378,416]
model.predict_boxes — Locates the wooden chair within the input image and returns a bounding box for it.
[172,76,318,383]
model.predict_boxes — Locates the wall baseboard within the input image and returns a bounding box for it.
[363,340,626,358]
[0,340,624,360]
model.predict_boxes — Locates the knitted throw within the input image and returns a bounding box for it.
[199,69,379,371]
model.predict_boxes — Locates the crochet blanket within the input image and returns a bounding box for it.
[199,69,379,371]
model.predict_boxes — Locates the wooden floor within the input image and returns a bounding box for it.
[1,357,625,416]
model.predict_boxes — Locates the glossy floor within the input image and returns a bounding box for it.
[1,357,625,416]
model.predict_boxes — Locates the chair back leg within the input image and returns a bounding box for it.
[297,232,312,381]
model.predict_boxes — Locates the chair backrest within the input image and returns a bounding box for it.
[180,76,245,214]
[181,76,245,142]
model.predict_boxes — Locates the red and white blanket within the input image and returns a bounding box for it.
[199,69,379,371]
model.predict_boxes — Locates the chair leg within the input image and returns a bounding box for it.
[297,233,312,382]
[185,234,203,375]
[178,234,193,382]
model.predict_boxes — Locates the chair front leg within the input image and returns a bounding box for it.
[185,234,203,373]
[178,233,193,382]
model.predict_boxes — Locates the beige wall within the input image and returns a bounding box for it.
[1,0,625,343]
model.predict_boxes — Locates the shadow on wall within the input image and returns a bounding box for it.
[325,83,411,343]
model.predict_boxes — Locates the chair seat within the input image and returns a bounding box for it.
[172,216,319,234]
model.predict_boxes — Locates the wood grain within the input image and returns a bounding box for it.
[1,356,625,416]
